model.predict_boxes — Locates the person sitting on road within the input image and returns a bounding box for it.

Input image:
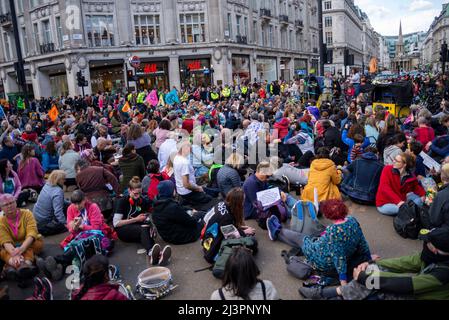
[211,247,280,300]
[117,143,146,194]
[413,117,435,152]
[152,180,205,245]
[33,170,69,236]
[94,137,117,165]
[112,177,170,265]
[142,159,169,202]
[202,188,256,264]
[299,227,449,300]
[267,199,372,286]
[217,153,243,198]
[341,146,384,205]
[0,193,43,285]
[383,133,407,166]
[60,190,117,250]
[127,124,157,167]
[75,159,120,214]
[0,159,29,208]
[376,151,425,216]
[244,161,296,220]
[59,141,81,190]
[173,140,213,211]
[301,147,342,203]
[41,141,59,173]
[71,255,128,301]
[17,144,45,193]
[429,164,449,229]
[409,141,426,181]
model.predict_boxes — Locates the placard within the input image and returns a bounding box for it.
[257,188,281,208]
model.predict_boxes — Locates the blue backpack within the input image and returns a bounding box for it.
[290,201,325,237]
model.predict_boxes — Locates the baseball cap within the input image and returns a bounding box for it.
[419,228,449,253]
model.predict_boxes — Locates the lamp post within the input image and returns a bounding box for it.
[318,0,324,76]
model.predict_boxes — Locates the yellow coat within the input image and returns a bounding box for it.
[301,159,342,202]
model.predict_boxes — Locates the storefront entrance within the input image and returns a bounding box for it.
[294,59,308,79]
[256,57,277,83]
[90,62,126,95]
[135,60,169,91]
[180,58,212,88]
[50,73,69,97]
[232,55,251,85]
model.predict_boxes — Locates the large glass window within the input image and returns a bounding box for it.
[21,26,28,55]
[180,13,206,43]
[56,16,63,48]
[325,31,333,45]
[86,15,115,47]
[42,20,51,44]
[134,15,161,46]
[3,32,11,60]
[325,16,332,27]
[33,23,39,52]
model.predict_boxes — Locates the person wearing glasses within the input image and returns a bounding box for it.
[0,193,43,284]
[376,151,425,216]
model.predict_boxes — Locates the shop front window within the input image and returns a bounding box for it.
[90,66,125,94]
[256,58,277,83]
[135,61,169,90]
[232,56,250,85]
[180,58,212,88]
[50,74,69,97]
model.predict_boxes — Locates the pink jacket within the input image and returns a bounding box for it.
[153,128,170,149]
[61,201,117,248]
[18,158,45,189]
[0,171,22,199]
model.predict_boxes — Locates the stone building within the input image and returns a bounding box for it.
[0,0,320,99]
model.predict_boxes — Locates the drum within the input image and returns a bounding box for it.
[136,267,176,300]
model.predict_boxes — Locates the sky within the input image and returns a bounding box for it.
[354,0,446,36]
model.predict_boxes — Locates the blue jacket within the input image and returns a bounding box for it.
[243,174,268,219]
[341,152,384,203]
[42,152,59,172]
[430,136,449,157]
[0,145,19,170]
[342,130,371,163]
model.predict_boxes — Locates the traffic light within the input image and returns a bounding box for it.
[440,43,448,63]
[77,71,88,87]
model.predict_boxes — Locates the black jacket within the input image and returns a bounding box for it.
[430,184,449,228]
[324,126,345,150]
[152,197,203,245]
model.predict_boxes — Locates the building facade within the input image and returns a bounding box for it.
[378,35,391,71]
[0,0,320,99]
[322,0,378,76]
[421,3,449,73]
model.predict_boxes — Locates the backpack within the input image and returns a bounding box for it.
[254,200,288,230]
[212,237,258,279]
[147,173,166,201]
[207,164,223,189]
[393,201,422,239]
[290,200,326,237]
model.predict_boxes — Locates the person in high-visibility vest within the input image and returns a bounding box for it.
[241,85,248,97]
[210,91,220,102]
[127,93,133,102]
[137,91,146,104]
[222,86,231,99]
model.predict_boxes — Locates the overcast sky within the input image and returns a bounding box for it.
[354,0,445,36]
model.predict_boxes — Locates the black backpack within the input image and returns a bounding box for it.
[393,201,422,239]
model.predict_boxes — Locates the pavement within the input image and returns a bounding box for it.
[2,197,423,301]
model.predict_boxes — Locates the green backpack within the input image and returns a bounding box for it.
[212,237,258,279]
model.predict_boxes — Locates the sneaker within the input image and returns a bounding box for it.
[17,263,38,280]
[298,286,325,300]
[36,257,46,274]
[158,246,172,266]
[147,244,161,266]
[32,277,44,300]
[44,257,57,274]
[40,277,53,300]
[267,215,282,241]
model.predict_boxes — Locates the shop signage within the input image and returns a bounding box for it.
[129,56,141,69]
[280,64,286,70]
[296,69,307,76]
[72,34,83,40]
[187,60,202,71]
[144,64,158,74]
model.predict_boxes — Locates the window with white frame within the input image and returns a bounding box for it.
[325,31,333,45]
[227,13,232,38]
[134,15,161,45]
[179,13,206,43]
[42,19,51,44]
[56,16,63,48]
[21,26,28,55]
[86,15,115,47]
[325,16,332,27]
[33,23,39,52]
[236,15,241,36]
[324,1,332,10]
[2,32,11,60]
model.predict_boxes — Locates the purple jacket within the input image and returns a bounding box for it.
[18,158,45,189]
[0,170,22,199]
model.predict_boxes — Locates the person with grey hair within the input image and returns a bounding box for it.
[90,124,111,149]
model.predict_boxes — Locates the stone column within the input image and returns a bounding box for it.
[32,69,52,98]
[163,0,177,43]
[169,55,181,90]
[115,0,132,45]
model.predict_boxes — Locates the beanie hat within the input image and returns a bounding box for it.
[157,180,175,199]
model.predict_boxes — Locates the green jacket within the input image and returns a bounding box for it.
[358,253,449,300]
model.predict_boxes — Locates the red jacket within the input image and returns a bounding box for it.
[274,118,291,140]
[376,165,425,207]
[414,126,435,150]
[72,284,128,300]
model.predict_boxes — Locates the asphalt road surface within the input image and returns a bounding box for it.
[3,198,423,300]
